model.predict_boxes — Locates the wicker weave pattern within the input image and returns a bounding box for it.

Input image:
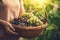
[12,23,47,38]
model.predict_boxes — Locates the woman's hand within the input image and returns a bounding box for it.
[0,19,18,35]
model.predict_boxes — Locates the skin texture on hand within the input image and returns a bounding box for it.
[0,19,18,35]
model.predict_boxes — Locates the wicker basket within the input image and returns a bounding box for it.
[0,10,48,38]
[12,22,47,38]
[12,10,48,38]
[0,19,47,38]
[11,10,48,38]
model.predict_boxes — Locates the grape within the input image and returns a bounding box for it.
[10,12,44,26]
[19,17,28,23]
[41,18,47,23]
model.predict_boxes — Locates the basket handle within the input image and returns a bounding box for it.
[45,9,48,22]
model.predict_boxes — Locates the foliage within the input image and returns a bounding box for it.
[23,0,60,40]
[23,0,54,18]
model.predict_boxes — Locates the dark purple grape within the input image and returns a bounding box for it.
[10,16,29,26]
[14,21,20,25]
[10,18,20,25]
[19,23,26,26]
[41,18,47,23]
[19,17,28,23]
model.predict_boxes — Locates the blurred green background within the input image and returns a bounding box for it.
[23,0,60,40]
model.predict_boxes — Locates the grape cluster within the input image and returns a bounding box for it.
[10,17,29,26]
[10,13,44,27]
[18,17,29,26]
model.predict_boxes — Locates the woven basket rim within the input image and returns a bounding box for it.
[12,22,48,30]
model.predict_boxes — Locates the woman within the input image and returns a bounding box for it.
[1,0,25,21]
[0,0,25,40]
